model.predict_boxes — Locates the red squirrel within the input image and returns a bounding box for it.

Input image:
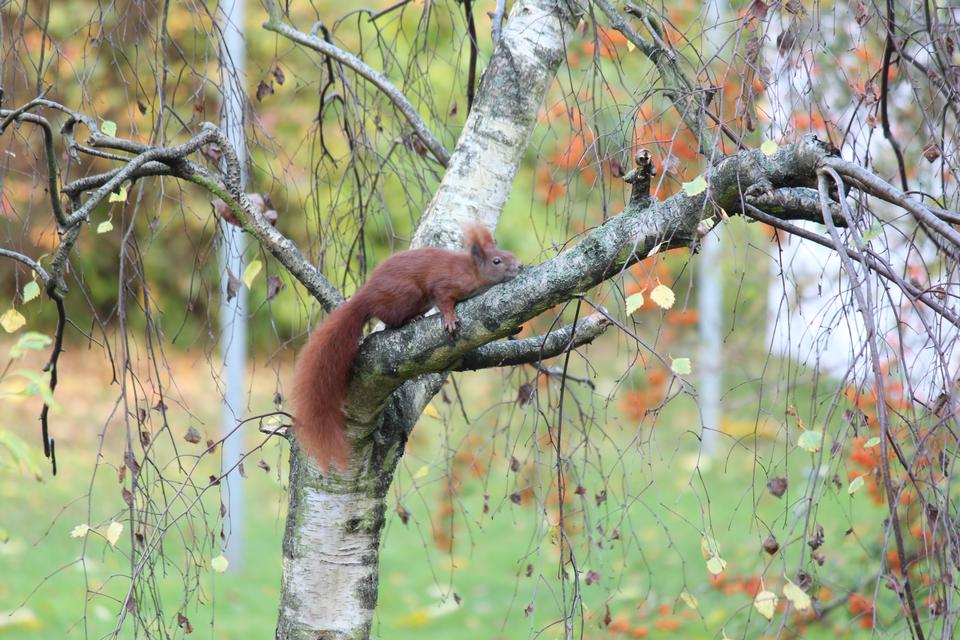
[292,223,522,470]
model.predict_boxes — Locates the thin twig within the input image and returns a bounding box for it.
[263,0,450,166]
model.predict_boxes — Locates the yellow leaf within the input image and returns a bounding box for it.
[242,260,262,289]
[782,579,811,612]
[1,308,27,333]
[101,120,117,136]
[650,284,675,309]
[96,219,114,233]
[760,140,779,156]
[70,524,91,538]
[753,589,778,620]
[700,535,721,559]
[626,39,636,52]
[22,281,40,304]
[211,554,229,573]
[797,430,823,452]
[706,555,726,576]
[413,465,429,479]
[108,186,127,203]
[625,292,644,315]
[683,176,708,196]
[671,357,692,376]
[422,403,440,419]
[848,474,865,495]
[679,590,699,609]
[105,521,123,547]
[864,436,881,448]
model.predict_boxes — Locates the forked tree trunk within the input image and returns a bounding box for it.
[274,1,578,637]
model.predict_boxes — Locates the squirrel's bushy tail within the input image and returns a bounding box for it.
[292,296,370,471]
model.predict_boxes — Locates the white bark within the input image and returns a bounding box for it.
[277,476,384,638]
[276,2,578,638]
[412,0,576,249]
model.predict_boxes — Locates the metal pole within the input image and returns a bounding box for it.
[218,0,247,571]
[697,0,728,455]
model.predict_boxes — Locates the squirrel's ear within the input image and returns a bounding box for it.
[471,241,486,267]
[462,222,495,249]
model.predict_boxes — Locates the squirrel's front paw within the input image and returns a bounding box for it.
[444,317,461,336]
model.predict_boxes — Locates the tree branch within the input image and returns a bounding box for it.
[825,156,960,250]
[453,312,612,371]
[350,137,834,418]
[0,248,51,284]
[262,0,450,167]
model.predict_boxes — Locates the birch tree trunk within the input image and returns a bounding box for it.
[275,1,579,637]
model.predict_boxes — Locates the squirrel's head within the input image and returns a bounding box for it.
[463,223,522,284]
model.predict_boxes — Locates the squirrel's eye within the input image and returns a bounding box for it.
[493,257,502,265]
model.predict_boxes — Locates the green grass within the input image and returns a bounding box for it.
[0,338,897,640]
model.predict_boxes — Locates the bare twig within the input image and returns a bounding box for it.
[262,0,450,166]
[818,171,926,640]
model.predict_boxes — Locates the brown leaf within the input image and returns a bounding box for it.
[206,439,217,454]
[256,80,275,102]
[762,534,779,555]
[595,489,607,506]
[745,0,768,24]
[516,383,535,406]
[137,100,148,115]
[448,102,458,117]
[267,275,284,302]
[118,464,126,484]
[226,269,241,302]
[124,450,141,477]
[585,570,601,585]
[923,143,941,163]
[211,198,242,228]
[395,504,410,525]
[177,612,193,634]
[767,476,787,497]
[525,563,533,577]
[238,462,246,478]
[808,524,824,550]
[272,66,285,85]
[121,487,133,506]
[609,157,624,178]
[604,605,612,627]
[510,456,520,472]
[524,602,534,617]
[139,430,151,447]
[184,427,202,444]
[509,492,522,505]
[263,209,279,226]
[257,459,271,473]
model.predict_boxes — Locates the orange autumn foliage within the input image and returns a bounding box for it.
[653,617,682,632]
